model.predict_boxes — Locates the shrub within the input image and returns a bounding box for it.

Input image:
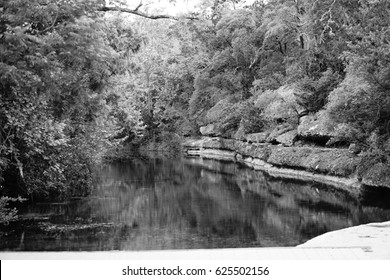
[240,101,266,134]
[0,196,25,225]
[294,69,341,113]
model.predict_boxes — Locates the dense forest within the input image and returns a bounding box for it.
[1,0,390,224]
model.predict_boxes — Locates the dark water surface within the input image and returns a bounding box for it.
[1,156,390,251]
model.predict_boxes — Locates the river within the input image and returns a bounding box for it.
[1,155,390,251]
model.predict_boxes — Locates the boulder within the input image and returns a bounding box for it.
[266,124,294,143]
[276,130,298,147]
[182,138,205,149]
[361,163,390,188]
[348,143,362,154]
[297,113,333,144]
[246,132,269,143]
[234,141,271,160]
[200,124,221,137]
[203,138,236,151]
[233,124,246,141]
[183,137,237,151]
[199,149,236,161]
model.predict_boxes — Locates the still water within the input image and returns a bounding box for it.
[1,156,390,251]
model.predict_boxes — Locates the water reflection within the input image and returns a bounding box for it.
[1,156,390,251]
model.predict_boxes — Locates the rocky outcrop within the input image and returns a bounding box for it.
[246,132,269,143]
[275,130,298,147]
[200,124,222,137]
[182,137,390,191]
[267,147,360,177]
[298,221,390,259]
[298,113,334,144]
[360,163,390,188]
[266,124,295,144]
[246,127,297,147]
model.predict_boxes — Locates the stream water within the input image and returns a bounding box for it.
[1,156,390,251]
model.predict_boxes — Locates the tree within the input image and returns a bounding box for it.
[0,0,139,203]
[327,0,390,151]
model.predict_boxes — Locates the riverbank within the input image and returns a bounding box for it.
[182,137,390,195]
[183,137,390,259]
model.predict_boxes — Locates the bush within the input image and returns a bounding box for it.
[0,196,25,225]
[327,73,390,149]
[254,86,302,127]
[240,101,266,134]
[294,69,341,113]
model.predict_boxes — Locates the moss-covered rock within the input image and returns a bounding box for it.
[361,163,390,188]
[297,112,334,144]
[200,124,222,136]
[183,137,236,151]
[233,124,246,141]
[267,147,360,177]
[276,130,298,147]
[235,142,272,160]
[246,132,269,143]
[182,137,390,188]
[266,124,295,143]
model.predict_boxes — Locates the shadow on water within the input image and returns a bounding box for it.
[359,185,390,209]
[1,155,390,251]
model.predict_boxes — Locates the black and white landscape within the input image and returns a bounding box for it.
[1,0,390,256]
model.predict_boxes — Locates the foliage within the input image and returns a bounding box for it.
[294,68,341,113]
[326,0,390,152]
[240,101,266,134]
[0,196,25,225]
[0,0,140,204]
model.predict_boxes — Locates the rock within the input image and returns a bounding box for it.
[276,130,298,147]
[298,221,390,259]
[361,163,390,188]
[266,124,294,143]
[183,136,363,181]
[233,124,246,141]
[298,113,333,144]
[234,141,271,160]
[182,138,205,148]
[205,98,234,123]
[267,147,361,177]
[183,137,237,151]
[252,158,272,170]
[198,149,236,161]
[203,138,236,151]
[348,143,362,154]
[246,132,269,143]
[200,124,221,136]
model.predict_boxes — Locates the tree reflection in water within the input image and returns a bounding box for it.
[1,156,390,251]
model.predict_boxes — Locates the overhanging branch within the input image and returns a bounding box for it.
[99,6,199,20]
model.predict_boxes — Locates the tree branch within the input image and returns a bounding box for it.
[134,1,143,12]
[39,5,59,34]
[99,6,199,21]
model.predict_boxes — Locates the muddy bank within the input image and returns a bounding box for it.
[182,137,388,194]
